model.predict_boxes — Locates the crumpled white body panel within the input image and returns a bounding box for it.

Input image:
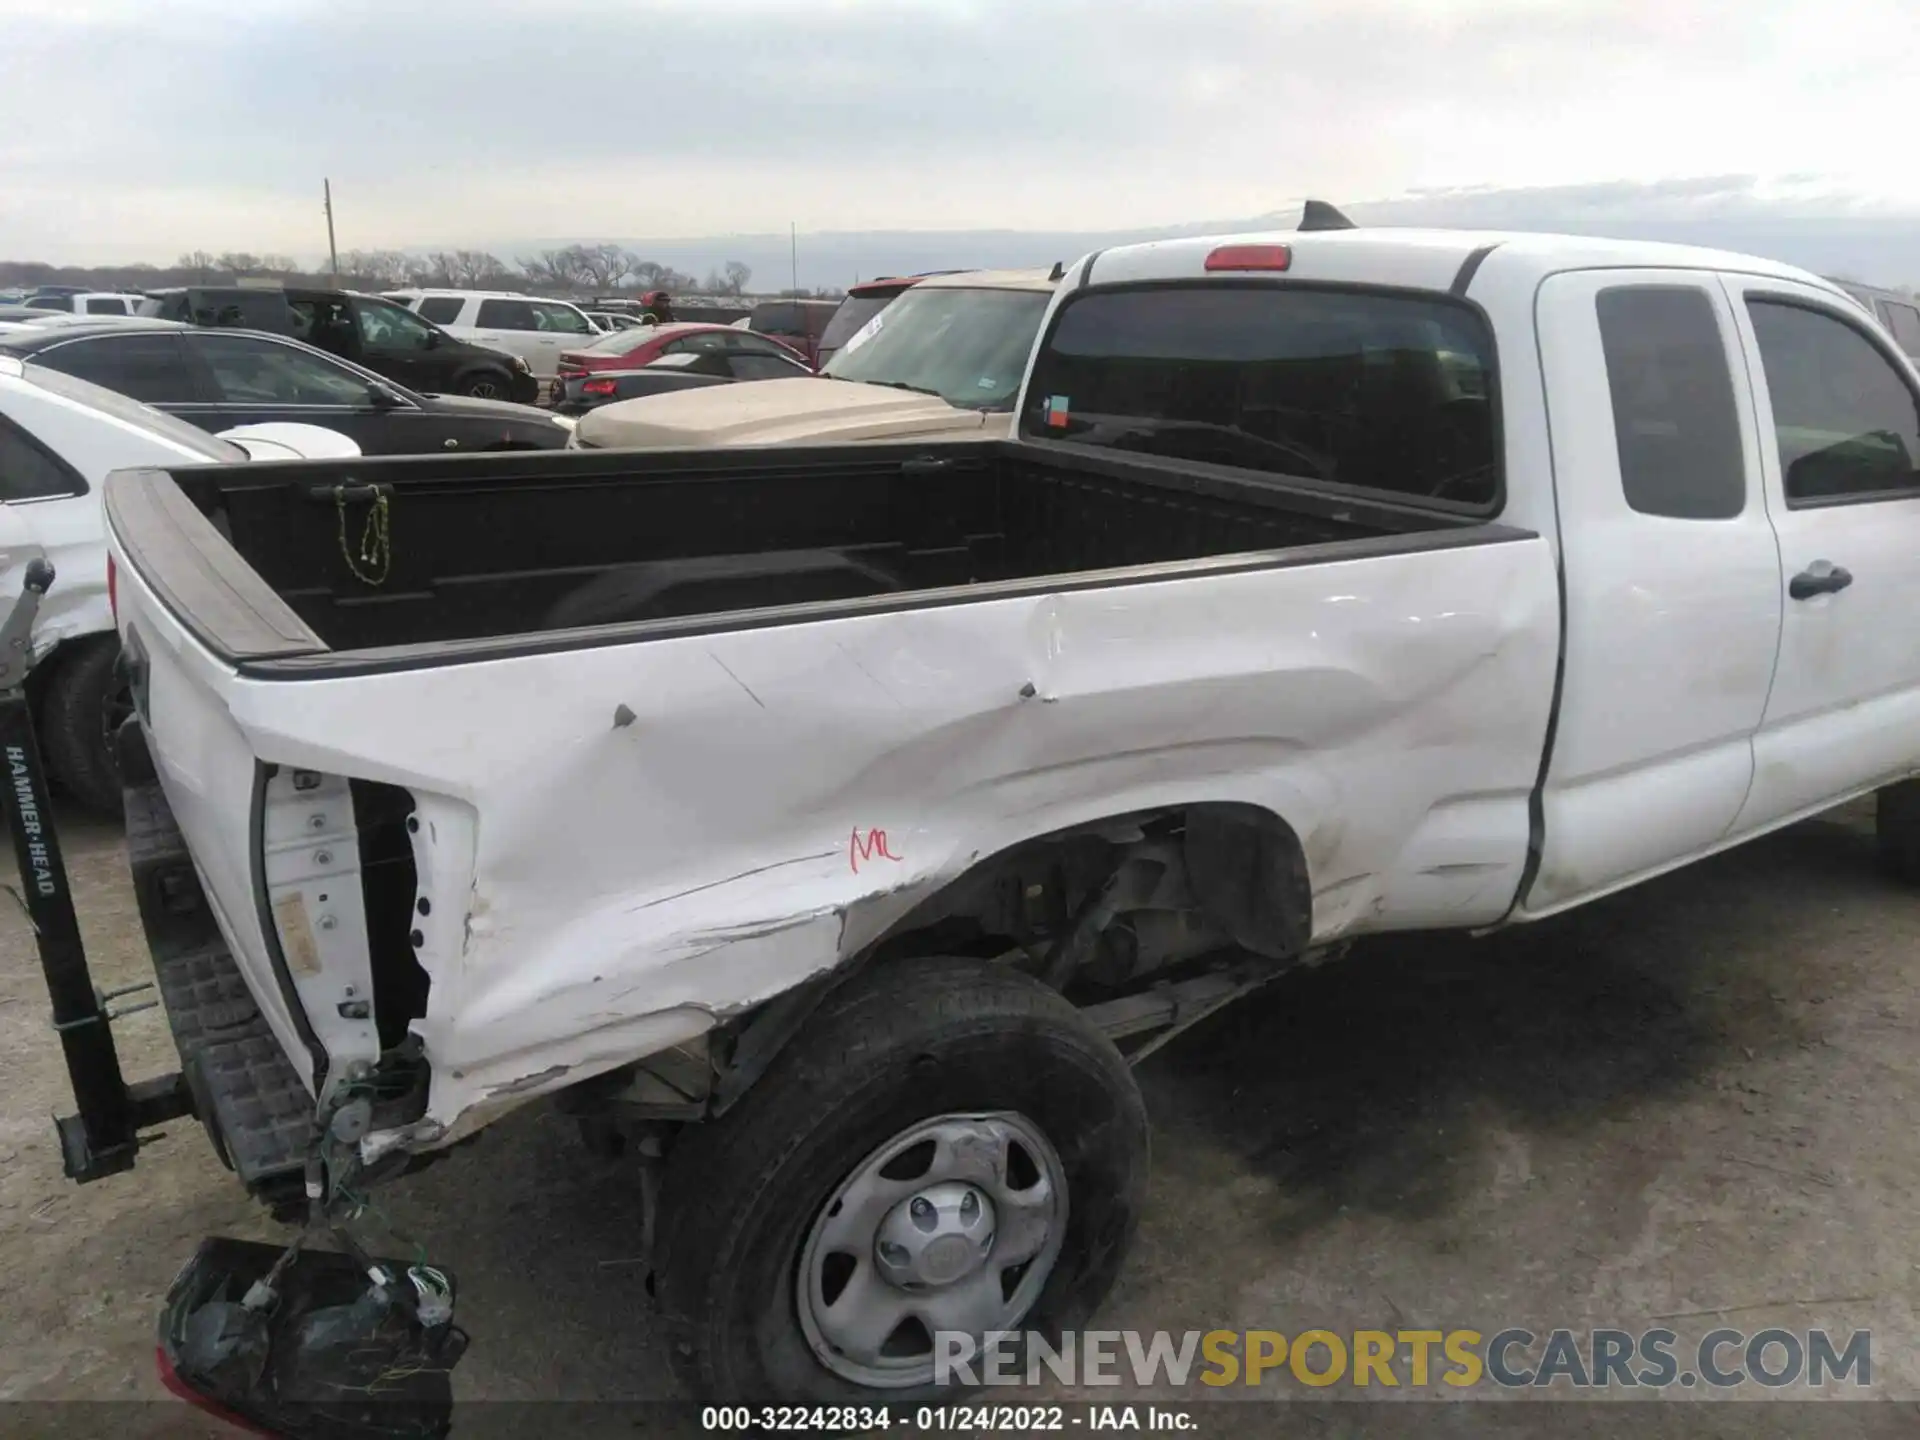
[218,533,1560,1143]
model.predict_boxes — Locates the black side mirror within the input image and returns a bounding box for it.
[424,330,442,349]
[368,384,405,409]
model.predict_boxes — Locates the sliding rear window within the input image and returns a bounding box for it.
[1022,283,1500,510]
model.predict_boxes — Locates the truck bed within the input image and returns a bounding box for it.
[106,432,1558,1146]
[106,439,1509,670]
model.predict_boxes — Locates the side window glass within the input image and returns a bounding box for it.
[418,297,465,325]
[531,302,592,335]
[1595,286,1746,520]
[194,335,374,406]
[0,417,85,501]
[34,335,197,405]
[1882,301,1920,358]
[476,299,534,329]
[1748,298,1920,502]
[355,299,434,350]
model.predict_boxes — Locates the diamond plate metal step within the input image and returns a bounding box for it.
[125,781,313,1188]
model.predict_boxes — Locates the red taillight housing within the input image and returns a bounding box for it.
[1204,243,1292,272]
[582,378,619,397]
[155,1347,278,1438]
[106,552,117,624]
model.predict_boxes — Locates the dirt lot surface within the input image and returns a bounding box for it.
[4,798,1920,1435]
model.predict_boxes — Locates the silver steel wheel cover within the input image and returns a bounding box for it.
[796,1112,1068,1388]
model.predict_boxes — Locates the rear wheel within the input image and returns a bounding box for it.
[460,371,509,399]
[41,637,128,817]
[652,955,1149,1404]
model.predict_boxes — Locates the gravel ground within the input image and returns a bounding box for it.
[3,797,1919,1436]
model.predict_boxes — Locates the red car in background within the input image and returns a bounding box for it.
[551,322,807,403]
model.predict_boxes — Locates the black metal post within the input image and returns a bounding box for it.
[0,559,178,1180]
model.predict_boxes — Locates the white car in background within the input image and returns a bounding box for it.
[26,292,148,316]
[381,289,604,381]
[0,355,357,813]
[586,310,653,332]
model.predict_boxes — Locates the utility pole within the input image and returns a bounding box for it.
[790,221,798,297]
[323,179,340,286]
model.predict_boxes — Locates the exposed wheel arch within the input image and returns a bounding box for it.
[858,800,1313,969]
[704,801,1314,1118]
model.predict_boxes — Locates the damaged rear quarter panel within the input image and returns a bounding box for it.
[223,535,1559,1141]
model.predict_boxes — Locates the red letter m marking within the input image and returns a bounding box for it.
[850,826,903,874]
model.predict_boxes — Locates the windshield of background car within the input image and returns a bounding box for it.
[820,287,1051,409]
[25,362,248,462]
[818,294,900,355]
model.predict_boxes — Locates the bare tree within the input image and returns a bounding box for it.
[518,248,592,289]
[420,249,515,288]
[337,249,419,289]
[455,250,514,287]
[722,260,752,296]
[571,243,632,289]
[214,251,264,276]
[176,251,219,281]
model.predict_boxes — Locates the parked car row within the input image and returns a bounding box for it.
[0,320,573,456]
[137,285,544,402]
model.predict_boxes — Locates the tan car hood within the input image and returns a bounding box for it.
[574,377,1010,448]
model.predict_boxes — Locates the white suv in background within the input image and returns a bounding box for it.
[383,289,603,380]
[29,292,146,316]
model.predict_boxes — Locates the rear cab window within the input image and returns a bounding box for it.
[1021,283,1500,509]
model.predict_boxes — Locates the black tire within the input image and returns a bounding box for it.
[652,955,1150,1405]
[460,370,510,400]
[41,637,128,817]
[1877,780,1920,883]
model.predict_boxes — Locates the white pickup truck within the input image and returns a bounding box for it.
[91,223,1920,1406]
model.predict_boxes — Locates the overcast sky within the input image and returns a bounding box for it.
[4,0,1919,269]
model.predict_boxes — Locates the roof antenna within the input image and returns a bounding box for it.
[1047,260,1066,281]
[1298,200,1356,232]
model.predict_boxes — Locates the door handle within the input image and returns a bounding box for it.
[1789,560,1854,600]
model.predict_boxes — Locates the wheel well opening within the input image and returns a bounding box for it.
[856,801,1313,993]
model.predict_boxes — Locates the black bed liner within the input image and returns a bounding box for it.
[105,438,1535,680]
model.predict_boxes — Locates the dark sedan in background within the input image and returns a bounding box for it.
[0,319,573,453]
[551,342,816,415]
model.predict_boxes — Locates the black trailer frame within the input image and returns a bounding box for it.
[0,559,192,1180]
